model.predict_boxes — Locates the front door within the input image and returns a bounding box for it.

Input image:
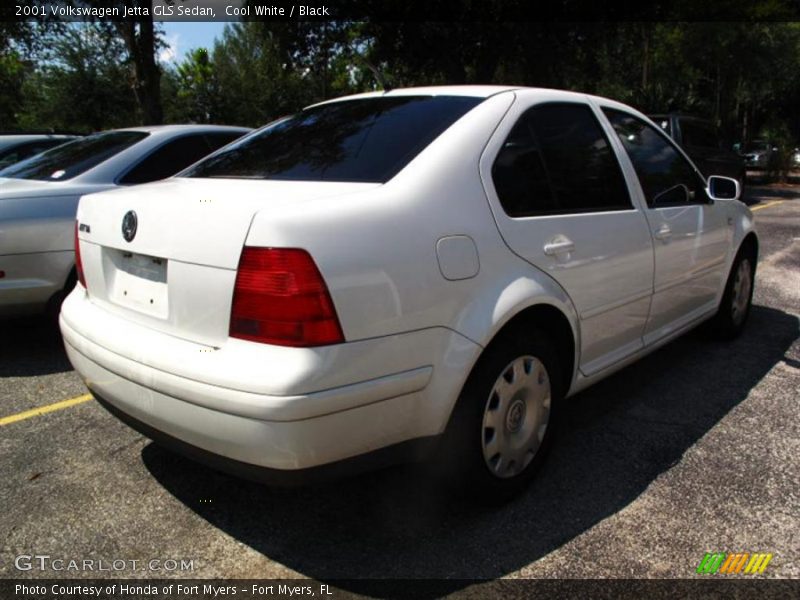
[601,108,731,343]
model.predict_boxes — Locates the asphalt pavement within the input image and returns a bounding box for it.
[1,185,798,589]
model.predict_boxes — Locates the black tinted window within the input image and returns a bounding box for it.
[604,109,707,207]
[492,103,631,217]
[119,134,216,184]
[204,132,244,151]
[681,119,719,149]
[0,140,65,169]
[651,116,672,136]
[184,96,482,183]
[0,132,148,181]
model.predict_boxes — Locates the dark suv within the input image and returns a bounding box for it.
[649,114,745,187]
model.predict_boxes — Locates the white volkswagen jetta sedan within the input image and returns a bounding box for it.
[61,87,757,500]
[0,125,250,317]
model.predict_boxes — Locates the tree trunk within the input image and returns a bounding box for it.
[116,18,162,125]
[714,61,721,126]
[641,25,650,92]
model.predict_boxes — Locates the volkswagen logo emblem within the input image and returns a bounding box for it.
[121,210,138,242]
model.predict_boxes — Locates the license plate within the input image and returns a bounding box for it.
[107,250,168,317]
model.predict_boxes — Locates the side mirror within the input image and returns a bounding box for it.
[707,175,740,201]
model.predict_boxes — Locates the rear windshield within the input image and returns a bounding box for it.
[0,131,148,181]
[183,96,483,183]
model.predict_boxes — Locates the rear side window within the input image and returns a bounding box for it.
[184,96,482,183]
[492,103,632,217]
[119,134,218,185]
[604,109,707,207]
[0,132,148,181]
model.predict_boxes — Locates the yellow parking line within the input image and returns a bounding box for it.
[0,394,93,426]
[751,200,784,212]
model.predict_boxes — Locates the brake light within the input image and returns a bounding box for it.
[230,247,344,347]
[74,221,87,288]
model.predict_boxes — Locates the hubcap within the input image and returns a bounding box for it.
[481,355,551,479]
[731,259,752,325]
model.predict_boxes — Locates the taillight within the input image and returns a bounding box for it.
[230,247,344,347]
[74,221,87,289]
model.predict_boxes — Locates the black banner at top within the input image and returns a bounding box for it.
[3,0,800,22]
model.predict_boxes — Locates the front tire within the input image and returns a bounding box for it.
[710,249,756,339]
[438,329,563,503]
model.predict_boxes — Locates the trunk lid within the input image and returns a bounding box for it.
[76,178,377,346]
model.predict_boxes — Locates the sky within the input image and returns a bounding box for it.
[159,22,229,63]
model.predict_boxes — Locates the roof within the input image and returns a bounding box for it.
[102,124,252,135]
[0,134,78,151]
[0,134,77,142]
[307,85,521,108]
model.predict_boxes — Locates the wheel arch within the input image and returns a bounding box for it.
[463,299,578,401]
[738,231,759,262]
[489,304,576,397]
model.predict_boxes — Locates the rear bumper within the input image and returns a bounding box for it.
[92,389,439,485]
[60,289,480,472]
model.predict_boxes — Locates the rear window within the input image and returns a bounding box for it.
[183,96,483,183]
[0,140,69,169]
[0,131,148,181]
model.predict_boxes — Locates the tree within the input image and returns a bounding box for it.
[114,17,162,124]
[76,0,163,124]
[170,48,219,123]
[15,24,136,131]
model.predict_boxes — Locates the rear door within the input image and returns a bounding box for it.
[601,108,731,343]
[480,91,654,376]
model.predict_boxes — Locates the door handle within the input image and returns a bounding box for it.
[543,235,575,256]
[654,224,672,241]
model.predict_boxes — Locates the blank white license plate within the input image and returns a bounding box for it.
[108,250,168,318]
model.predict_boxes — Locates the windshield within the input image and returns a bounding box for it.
[183,95,483,183]
[0,131,148,181]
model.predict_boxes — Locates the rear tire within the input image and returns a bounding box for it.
[709,249,756,339]
[437,328,563,504]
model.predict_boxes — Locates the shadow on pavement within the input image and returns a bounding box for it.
[142,303,799,593]
[0,316,72,377]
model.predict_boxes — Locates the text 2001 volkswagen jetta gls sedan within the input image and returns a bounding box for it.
[60,87,757,500]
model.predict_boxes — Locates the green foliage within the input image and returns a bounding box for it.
[4,18,800,147]
[167,48,219,123]
[163,22,366,127]
[0,51,25,127]
[14,24,136,132]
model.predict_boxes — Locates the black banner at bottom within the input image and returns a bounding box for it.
[5,578,800,600]
[3,579,799,600]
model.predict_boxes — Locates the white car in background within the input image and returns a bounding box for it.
[0,125,250,317]
[61,87,757,500]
